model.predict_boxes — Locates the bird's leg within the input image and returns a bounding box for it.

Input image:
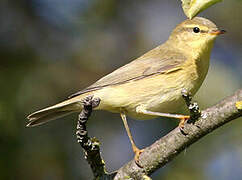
[136,105,190,129]
[120,111,144,167]
[136,90,201,130]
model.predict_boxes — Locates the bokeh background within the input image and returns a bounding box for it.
[0,0,241,179]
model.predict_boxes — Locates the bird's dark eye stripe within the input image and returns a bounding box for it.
[185,27,206,33]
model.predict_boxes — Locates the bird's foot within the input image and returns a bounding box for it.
[178,115,190,129]
[133,147,144,168]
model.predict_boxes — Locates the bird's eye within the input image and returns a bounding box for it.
[193,27,200,33]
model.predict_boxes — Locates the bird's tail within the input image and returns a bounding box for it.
[27,97,83,127]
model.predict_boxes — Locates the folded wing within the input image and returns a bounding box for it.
[70,44,187,98]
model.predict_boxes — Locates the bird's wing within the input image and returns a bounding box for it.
[69,45,187,98]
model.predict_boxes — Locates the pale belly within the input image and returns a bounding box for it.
[93,64,207,120]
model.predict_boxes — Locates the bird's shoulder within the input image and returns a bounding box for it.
[69,44,188,98]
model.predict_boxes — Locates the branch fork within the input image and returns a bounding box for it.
[76,89,242,179]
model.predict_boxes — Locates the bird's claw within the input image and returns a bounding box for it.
[134,148,144,168]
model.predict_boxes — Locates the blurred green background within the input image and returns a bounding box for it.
[0,0,241,179]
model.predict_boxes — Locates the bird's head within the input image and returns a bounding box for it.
[168,17,225,53]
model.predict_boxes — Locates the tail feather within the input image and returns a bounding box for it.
[27,101,82,127]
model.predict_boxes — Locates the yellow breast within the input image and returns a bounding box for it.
[94,56,208,119]
[93,43,211,120]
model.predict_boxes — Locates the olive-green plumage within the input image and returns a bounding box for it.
[27,17,224,127]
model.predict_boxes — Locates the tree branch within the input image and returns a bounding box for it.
[114,89,242,179]
[76,95,116,179]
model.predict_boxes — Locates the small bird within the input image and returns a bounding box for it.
[27,17,225,162]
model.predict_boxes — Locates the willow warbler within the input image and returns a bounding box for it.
[27,17,225,161]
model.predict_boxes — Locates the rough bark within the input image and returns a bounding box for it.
[114,89,242,179]
[78,89,242,179]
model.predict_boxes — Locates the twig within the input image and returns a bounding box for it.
[182,89,201,123]
[76,95,116,180]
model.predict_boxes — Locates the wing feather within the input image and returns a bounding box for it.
[69,44,187,98]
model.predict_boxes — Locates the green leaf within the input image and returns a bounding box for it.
[236,101,242,110]
[181,0,222,19]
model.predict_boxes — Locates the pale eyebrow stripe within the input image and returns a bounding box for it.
[183,24,203,28]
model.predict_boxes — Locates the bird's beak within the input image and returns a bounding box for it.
[209,29,226,35]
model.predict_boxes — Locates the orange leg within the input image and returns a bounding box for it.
[120,111,144,166]
[136,105,191,129]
